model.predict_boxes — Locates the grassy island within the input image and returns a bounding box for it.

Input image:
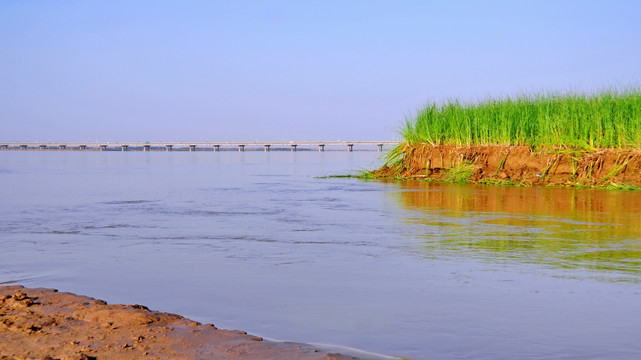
[372,89,641,189]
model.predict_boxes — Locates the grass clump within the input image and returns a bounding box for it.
[402,88,641,149]
[445,161,475,183]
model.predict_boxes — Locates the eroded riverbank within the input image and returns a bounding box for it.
[372,144,641,188]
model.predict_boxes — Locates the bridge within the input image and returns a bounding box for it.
[0,141,399,152]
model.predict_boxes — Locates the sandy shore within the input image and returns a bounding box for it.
[0,286,386,360]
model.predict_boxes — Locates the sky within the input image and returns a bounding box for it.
[1,0,640,142]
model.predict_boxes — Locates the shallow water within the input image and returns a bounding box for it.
[1,151,640,360]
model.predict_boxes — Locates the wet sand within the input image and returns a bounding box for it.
[0,286,381,360]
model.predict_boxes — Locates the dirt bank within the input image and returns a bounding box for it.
[0,286,371,360]
[373,144,641,188]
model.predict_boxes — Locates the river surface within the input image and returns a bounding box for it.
[1,151,640,360]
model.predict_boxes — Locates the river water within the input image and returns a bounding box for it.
[1,151,640,360]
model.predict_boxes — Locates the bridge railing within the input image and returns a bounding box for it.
[0,141,400,152]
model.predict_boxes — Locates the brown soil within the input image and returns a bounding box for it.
[373,144,641,188]
[0,286,370,360]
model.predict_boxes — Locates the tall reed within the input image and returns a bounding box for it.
[402,88,641,148]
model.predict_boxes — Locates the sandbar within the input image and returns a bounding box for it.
[0,285,383,360]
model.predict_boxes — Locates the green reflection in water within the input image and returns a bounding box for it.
[394,181,641,278]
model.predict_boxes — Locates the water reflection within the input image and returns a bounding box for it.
[395,181,641,277]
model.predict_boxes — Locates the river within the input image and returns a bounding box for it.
[1,150,640,359]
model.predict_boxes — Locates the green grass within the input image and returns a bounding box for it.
[444,161,475,183]
[401,88,641,148]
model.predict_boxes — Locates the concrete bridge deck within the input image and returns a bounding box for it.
[0,141,399,152]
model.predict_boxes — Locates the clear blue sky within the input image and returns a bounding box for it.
[1,0,640,142]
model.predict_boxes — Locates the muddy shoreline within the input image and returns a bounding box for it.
[374,144,641,188]
[0,286,390,360]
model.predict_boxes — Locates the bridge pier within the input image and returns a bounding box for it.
[100,145,108,151]
[291,144,297,152]
[39,144,47,150]
[121,145,129,151]
[238,145,245,152]
[165,145,173,152]
[20,145,27,150]
[58,144,66,150]
[143,145,151,152]
[347,144,354,152]
[264,145,271,152]
[318,144,325,152]
[189,145,197,152]
[377,144,384,151]
[79,145,87,150]
[213,145,220,152]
